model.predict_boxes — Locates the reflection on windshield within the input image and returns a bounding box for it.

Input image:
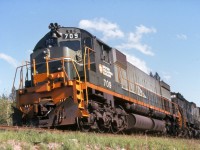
[59,41,80,51]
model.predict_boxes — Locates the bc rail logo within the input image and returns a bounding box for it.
[99,64,113,78]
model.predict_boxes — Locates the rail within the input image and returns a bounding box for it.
[83,46,95,105]
[0,125,62,133]
[33,57,81,82]
[13,56,82,90]
[13,62,31,90]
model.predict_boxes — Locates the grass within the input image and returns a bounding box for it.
[0,129,200,150]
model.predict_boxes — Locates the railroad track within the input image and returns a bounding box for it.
[0,125,61,133]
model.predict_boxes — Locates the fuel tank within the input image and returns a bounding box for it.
[126,113,166,132]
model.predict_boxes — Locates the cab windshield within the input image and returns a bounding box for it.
[59,40,80,51]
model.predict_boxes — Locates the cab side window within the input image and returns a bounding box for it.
[84,37,92,48]
[101,45,110,63]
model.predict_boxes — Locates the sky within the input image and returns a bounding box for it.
[0,0,200,106]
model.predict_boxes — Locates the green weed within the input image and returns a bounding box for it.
[0,130,200,150]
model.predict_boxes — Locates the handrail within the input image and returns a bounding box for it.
[83,46,95,105]
[61,59,67,83]
[13,62,31,91]
[13,56,82,90]
[33,59,36,75]
[33,56,81,83]
[70,60,80,81]
[46,57,49,76]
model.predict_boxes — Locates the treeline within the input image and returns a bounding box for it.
[0,93,15,126]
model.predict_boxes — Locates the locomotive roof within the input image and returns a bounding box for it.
[33,24,111,51]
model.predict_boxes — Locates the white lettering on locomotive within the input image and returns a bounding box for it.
[63,33,80,39]
[99,64,113,78]
[103,79,112,88]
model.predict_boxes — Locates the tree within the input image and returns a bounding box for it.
[9,86,16,101]
[0,94,13,125]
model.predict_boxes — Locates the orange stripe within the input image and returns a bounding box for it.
[86,82,173,115]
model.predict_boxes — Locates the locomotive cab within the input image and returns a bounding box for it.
[30,23,94,84]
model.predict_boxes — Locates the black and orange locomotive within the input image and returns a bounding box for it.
[13,23,200,137]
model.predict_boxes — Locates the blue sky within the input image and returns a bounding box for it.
[0,0,200,106]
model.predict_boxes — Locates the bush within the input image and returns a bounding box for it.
[0,97,13,125]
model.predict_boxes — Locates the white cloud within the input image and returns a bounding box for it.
[0,53,19,68]
[176,34,187,40]
[79,18,124,41]
[116,25,156,56]
[79,18,153,74]
[123,52,150,74]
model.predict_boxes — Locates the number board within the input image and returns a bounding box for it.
[63,33,81,39]
[46,38,56,46]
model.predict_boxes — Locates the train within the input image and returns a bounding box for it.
[12,23,200,137]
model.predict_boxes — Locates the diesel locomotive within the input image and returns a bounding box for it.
[13,23,200,137]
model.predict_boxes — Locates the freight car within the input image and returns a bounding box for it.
[12,23,200,137]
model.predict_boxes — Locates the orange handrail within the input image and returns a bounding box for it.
[83,46,95,105]
[13,56,83,90]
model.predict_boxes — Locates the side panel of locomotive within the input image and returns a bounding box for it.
[84,41,178,133]
[86,39,116,91]
[112,49,172,114]
[86,39,173,115]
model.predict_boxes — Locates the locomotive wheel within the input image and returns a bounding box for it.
[97,119,110,133]
[110,122,120,134]
[78,118,90,132]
